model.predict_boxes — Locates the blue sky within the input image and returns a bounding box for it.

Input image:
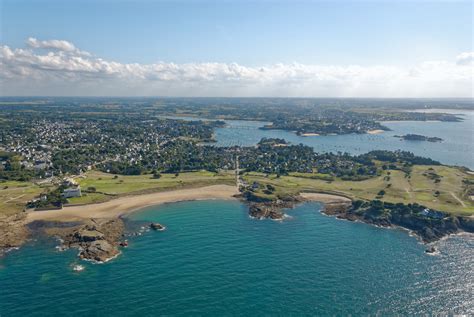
[2,0,472,65]
[0,0,473,96]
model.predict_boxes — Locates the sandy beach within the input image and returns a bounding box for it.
[367,129,385,134]
[26,185,239,223]
[299,192,352,203]
[301,133,320,137]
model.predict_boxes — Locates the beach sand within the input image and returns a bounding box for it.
[26,185,239,222]
[367,129,385,134]
[301,133,320,137]
[299,192,352,204]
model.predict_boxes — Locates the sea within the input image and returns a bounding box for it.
[214,109,474,170]
[1,109,473,315]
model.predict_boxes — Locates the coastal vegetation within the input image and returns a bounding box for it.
[394,134,444,142]
[241,164,474,216]
[67,170,235,205]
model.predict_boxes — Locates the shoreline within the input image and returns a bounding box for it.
[26,185,240,223]
[299,192,352,204]
[367,129,385,134]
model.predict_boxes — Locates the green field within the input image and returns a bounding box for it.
[67,170,235,205]
[243,165,474,216]
[0,181,45,216]
[2,165,473,217]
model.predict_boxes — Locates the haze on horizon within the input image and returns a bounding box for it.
[0,0,473,98]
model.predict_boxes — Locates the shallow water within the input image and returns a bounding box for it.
[214,110,474,169]
[1,200,472,315]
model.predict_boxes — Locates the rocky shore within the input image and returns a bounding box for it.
[30,218,126,262]
[246,192,473,244]
[0,213,29,257]
[2,189,473,262]
[248,196,303,220]
[322,201,474,243]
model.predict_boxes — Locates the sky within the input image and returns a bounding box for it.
[0,0,473,97]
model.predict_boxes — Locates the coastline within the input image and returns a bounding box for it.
[367,129,385,134]
[26,185,240,223]
[299,192,352,204]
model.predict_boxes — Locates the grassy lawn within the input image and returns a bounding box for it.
[243,165,474,216]
[2,165,473,216]
[0,180,45,216]
[67,170,235,205]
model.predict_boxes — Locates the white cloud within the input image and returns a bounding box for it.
[0,38,472,97]
[26,37,76,52]
[456,52,474,65]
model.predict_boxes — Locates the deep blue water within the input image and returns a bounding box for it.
[1,201,473,316]
[214,110,474,169]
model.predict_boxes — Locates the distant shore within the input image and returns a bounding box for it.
[367,129,385,134]
[26,185,239,223]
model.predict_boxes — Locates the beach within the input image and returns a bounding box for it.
[26,185,239,222]
[299,192,352,203]
[367,129,385,134]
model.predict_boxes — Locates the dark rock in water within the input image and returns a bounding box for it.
[323,199,470,244]
[150,223,166,231]
[459,217,474,233]
[119,240,128,247]
[79,239,118,262]
[73,225,105,242]
[425,246,437,254]
[60,219,124,262]
[249,203,285,220]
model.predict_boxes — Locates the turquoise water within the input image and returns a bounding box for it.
[1,200,473,315]
[214,110,474,169]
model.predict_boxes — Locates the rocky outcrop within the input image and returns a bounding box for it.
[390,213,460,242]
[322,201,472,243]
[78,239,117,262]
[458,217,474,233]
[61,219,125,262]
[0,213,29,256]
[248,198,300,220]
[150,223,166,231]
[249,203,285,220]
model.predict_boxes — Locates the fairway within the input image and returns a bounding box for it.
[243,165,474,216]
[67,170,235,205]
[0,181,44,216]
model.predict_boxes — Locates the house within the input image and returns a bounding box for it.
[420,208,444,219]
[62,186,82,198]
[62,177,78,187]
[34,160,48,170]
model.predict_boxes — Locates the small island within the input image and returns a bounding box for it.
[395,134,443,142]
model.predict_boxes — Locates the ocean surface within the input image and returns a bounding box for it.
[1,200,473,316]
[214,110,474,169]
